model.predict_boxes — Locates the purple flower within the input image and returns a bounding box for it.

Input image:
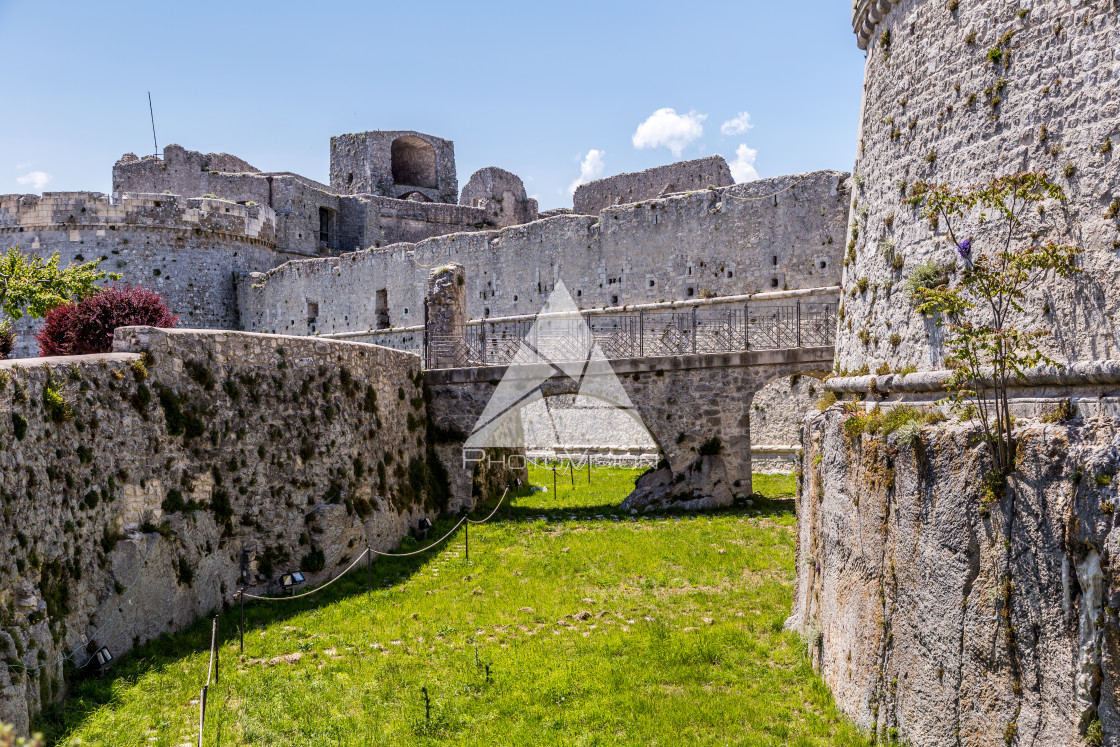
[956,238,972,259]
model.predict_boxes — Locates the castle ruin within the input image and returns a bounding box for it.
[9,0,1115,738]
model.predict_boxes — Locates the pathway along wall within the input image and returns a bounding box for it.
[0,328,445,732]
[837,0,1120,374]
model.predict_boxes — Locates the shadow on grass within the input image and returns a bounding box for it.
[34,507,478,744]
[36,475,797,743]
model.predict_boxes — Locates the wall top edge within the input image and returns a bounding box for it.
[826,360,1120,393]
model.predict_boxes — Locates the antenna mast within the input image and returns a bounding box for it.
[148,92,159,156]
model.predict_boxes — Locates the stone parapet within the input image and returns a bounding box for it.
[0,327,436,731]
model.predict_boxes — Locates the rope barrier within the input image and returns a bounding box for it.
[466,489,509,525]
[369,516,468,558]
[242,489,512,600]
[242,548,373,602]
[6,484,514,678]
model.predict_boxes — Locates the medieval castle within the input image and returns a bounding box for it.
[2,0,1119,744]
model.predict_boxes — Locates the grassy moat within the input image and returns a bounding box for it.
[42,467,863,746]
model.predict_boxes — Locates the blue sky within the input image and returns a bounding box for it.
[0,1,867,210]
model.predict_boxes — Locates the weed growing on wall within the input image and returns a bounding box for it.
[908,172,1081,475]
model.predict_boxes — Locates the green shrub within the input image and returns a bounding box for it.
[185,360,215,391]
[300,548,326,573]
[11,413,27,441]
[161,488,199,514]
[42,386,74,423]
[176,556,194,587]
[698,437,723,456]
[844,405,946,442]
[906,260,953,305]
[1040,398,1077,424]
[1085,717,1104,746]
[210,488,232,522]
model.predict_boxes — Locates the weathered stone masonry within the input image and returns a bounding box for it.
[426,345,834,511]
[838,0,1120,374]
[237,170,850,337]
[792,385,1120,747]
[789,3,1120,744]
[0,328,441,732]
[572,156,733,216]
[0,192,285,360]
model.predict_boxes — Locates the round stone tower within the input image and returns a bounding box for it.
[838,0,1120,374]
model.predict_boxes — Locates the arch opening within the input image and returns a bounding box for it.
[391,136,437,188]
[750,369,831,476]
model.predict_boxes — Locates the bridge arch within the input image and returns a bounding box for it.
[425,346,835,512]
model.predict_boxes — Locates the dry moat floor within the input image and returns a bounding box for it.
[42,467,863,746]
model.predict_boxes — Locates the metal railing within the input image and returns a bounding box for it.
[425,300,837,369]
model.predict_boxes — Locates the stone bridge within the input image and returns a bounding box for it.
[426,345,834,511]
[419,263,836,511]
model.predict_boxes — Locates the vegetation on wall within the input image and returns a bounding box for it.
[908,172,1081,475]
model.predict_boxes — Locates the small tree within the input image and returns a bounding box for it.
[909,171,1081,476]
[36,284,178,356]
[0,245,112,357]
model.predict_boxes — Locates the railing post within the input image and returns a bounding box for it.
[796,301,802,348]
[480,323,487,366]
[691,306,697,355]
[744,304,750,350]
[639,310,645,357]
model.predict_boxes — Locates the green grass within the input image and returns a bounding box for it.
[750,472,796,499]
[41,467,862,746]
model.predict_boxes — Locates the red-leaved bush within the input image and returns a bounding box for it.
[0,323,14,360]
[37,284,178,356]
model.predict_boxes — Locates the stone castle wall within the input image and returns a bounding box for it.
[459,167,539,227]
[0,192,287,359]
[329,130,458,203]
[791,390,1120,746]
[573,156,734,216]
[837,0,1120,374]
[236,170,850,338]
[0,327,439,732]
[749,372,826,473]
[113,145,496,255]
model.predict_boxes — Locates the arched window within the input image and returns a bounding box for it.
[391,136,437,188]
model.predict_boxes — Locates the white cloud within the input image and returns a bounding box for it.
[631,108,706,158]
[568,149,605,194]
[729,144,759,183]
[720,111,753,136]
[17,171,51,191]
